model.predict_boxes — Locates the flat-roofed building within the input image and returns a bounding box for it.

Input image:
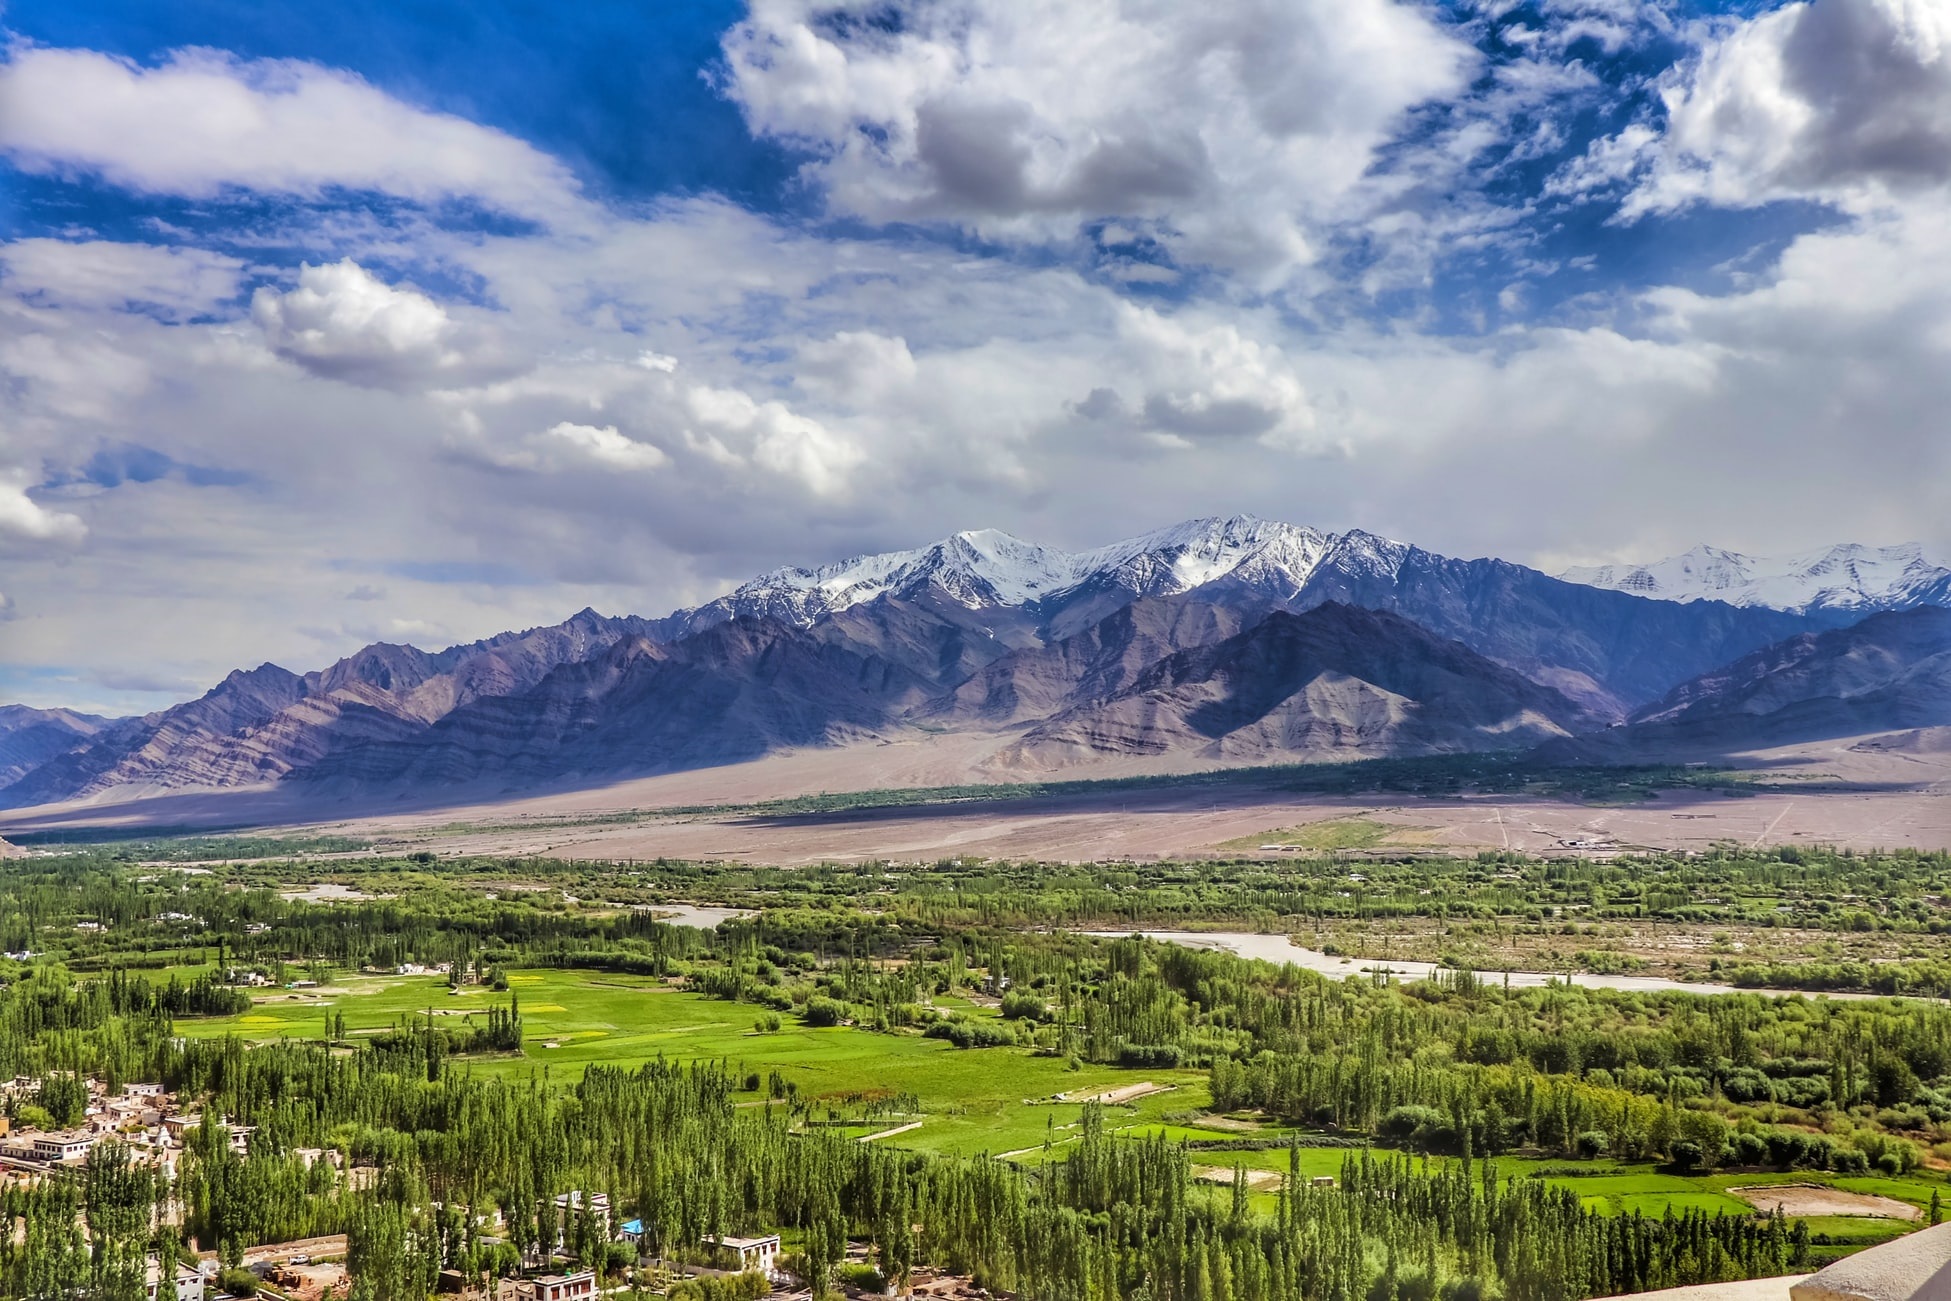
[144,1255,205,1301]
[31,1131,98,1163]
[532,1270,596,1301]
[702,1233,782,1276]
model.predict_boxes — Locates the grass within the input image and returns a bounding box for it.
[1219,817,1414,852]
[173,966,1209,1159]
[173,965,1950,1236]
[5,830,371,857]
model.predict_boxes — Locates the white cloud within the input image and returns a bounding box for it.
[1,239,245,318]
[0,324,152,424]
[1545,123,1657,198]
[683,383,864,497]
[0,468,87,544]
[1626,0,1951,216]
[252,259,464,387]
[0,45,581,222]
[794,330,917,404]
[720,0,1474,281]
[1112,305,1316,447]
[535,421,670,472]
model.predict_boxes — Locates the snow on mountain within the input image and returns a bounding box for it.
[687,515,1352,629]
[693,529,1079,628]
[1560,543,1951,614]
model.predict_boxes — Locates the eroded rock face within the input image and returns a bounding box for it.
[1791,1223,1951,1301]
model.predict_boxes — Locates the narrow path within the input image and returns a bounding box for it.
[859,1120,923,1143]
[1750,800,1794,849]
[999,1135,1078,1159]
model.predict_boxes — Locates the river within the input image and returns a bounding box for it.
[1080,930,1915,1001]
[649,904,756,929]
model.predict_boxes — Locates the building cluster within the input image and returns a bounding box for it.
[478,1190,783,1299]
[0,1080,795,1300]
[0,1076,258,1176]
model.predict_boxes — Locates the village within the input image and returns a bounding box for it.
[0,1074,1011,1301]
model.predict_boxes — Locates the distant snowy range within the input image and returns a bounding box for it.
[1560,544,1951,615]
[3,517,1949,815]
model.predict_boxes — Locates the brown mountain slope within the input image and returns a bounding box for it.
[0,706,117,789]
[1535,607,1951,764]
[1631,606,1951,731]
[0,609,662,806]
[928,597,1249,726]
[296,616,941,792]
[1006,603,1601,769]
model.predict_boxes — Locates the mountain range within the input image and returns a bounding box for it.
[1559,543,1951,614]
[2,516,1944,812]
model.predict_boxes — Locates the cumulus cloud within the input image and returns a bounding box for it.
[538,421,670,472]
[469,420,669,474]
[1112,307,1315,447]
[252,260,466,387]
[683,384,864,497]
[720,0,1474,279]
[438,347,862,498]
[1626,0,1951,216]
[0,45,581,222]
[0,469,87,544]
[1,239,245,319]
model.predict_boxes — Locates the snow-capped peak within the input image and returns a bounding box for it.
[685,515,1379,629]
[1071,515,1334,594]
[724,528,1078,619]
[1559,542,1951,613]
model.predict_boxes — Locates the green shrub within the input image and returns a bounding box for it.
[802,996,846,1027]
[835,1262,887,1292]
[924,1018,1016,1048]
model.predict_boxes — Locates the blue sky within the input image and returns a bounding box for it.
[0,0,1824,320]
[2,0,1949,712]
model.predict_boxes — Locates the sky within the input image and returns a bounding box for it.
[2,0,1949,714]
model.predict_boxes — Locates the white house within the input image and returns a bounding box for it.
[549,1190,611,1254]
[144,1256,205,1301]
[31,1131,98,1163]
[703,1233,782,1276]
[553,1190,610,1219]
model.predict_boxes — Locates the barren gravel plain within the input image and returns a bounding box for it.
[4,727,1946,864]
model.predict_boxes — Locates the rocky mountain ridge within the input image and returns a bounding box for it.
[0,516,1930,810]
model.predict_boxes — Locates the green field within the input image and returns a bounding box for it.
[175,966,1209,1159]
[175,964,1948,1230]
[1219,816,1408,852]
